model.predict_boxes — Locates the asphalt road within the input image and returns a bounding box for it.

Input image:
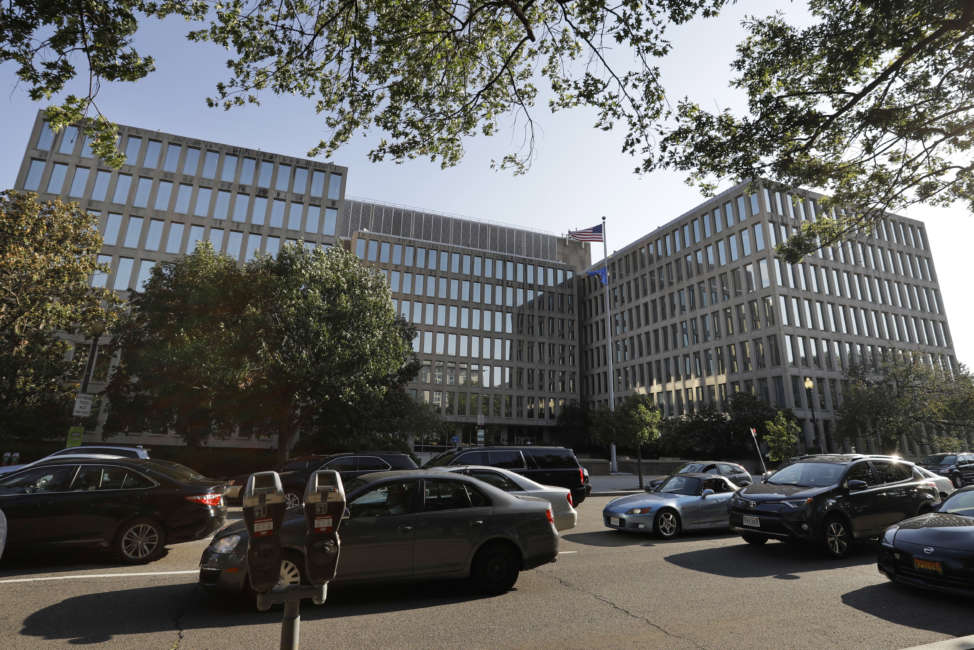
[0,499,972,649]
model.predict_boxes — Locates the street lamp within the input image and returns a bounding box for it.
[804,377,820,452]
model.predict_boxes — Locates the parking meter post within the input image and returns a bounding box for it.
[280,599,300,650]
[241,472,286,594]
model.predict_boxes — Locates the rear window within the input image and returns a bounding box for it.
[143,460,208,482]
[526,449,578,469]
[455,450,488,465]
[424,450,461,467]
[489,450,525,469]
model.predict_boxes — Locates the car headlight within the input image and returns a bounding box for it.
[627,506,654,515]
[881,526,899,547]
[209,534,242,554]
[783,498,813,509]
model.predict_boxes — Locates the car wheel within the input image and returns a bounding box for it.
[654,509,681,539]
[275,553,306,590]
[741,532,768,546]
[471,542,520,596]
[115,518,166,564]
[952,475,964,489]
[823,516,852,559]
[284,491,302,509]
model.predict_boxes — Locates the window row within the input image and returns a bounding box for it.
[385,270,573,315]
[415,361,577,394]
[407,328,577,369]
[412,390,568,421]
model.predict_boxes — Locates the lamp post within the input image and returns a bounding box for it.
[804,376,821,452]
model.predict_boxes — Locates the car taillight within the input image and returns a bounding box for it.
[579,468,585,484]
[566,492,574,507]
[187,493,223,507]
[545,506,553,524]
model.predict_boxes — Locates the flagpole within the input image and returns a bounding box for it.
[601,216,617,473]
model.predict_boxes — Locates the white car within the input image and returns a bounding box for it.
[431,464,578,531]
[916,465,955,499]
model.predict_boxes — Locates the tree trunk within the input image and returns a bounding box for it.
[636,444,644,490]
[276,416,293,469]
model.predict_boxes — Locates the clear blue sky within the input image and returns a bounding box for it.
[2,2,971,368]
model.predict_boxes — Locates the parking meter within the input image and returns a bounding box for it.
[242,471,286,593]
[303,470,345,587]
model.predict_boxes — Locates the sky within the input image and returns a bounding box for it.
[1,2,971,368]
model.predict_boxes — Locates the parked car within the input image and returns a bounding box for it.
[916,465,956,500]
[728,454,940,558]
[650,461,752,489]
[430,465,577,530]
[0,444,150,477]
[199,470,559,600]
[603,473,739,538]
[424,446,591,505]
[918,452,974,489]
[0,457,226,563]
[878,486,974,596]
[224,451,418,508]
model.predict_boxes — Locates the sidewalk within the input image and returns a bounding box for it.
[589,473,663,496]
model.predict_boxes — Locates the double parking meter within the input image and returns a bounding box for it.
[242,471,286,593]
[303,470,345,586]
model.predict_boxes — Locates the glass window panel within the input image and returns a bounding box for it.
[257,161,273,187]
[114,257,134,290]
[77,134,93,158]
[92,254,111,287]
[124,136,142,165]
[235,194,252,222]
[275,164,291,191]
[208,227,224,251]
[123,216,143,248]
[24,159,45,191]
[88,169,111,201]
[311,170,325,196]
[220,154,238,182]
[46,162,68,193]
[194,187,212,216]
[185,225,204,252]
[270,199,285,227]
[145,219,163,251]
[323,207,337,235]
[163,143,181,172]
[327,173,342,200]
[305,205,319,233]
[182,147,200,175]
[226,231,243,258]
[154,180,172,210]
[68,167,89,197]
[245,233,261,261]
[59,126,79,155]
[103,213,122,245]
[136,260,155,292]
[214,190,231,219]
[36,121,55,150]
[266,236,280,257]
[132,176,152,207]
[175,183,192,213]
[144,140,162,168]
[288,202,303,230]
[240,157,256,184]
[202,151,219,178]
[293,168,308,194]
[112,173,132,204]
[166,222,184,253]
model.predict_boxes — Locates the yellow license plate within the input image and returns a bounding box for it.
[913,558,943,574]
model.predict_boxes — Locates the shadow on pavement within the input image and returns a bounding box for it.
[562,529,736,549]
[0,547,171,579]
[841,583,974,637]
[664,539,875,579]
[20,579,492,643]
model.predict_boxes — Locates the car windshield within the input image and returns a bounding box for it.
[676,463,706,473]
[942,491,974,517]
[767,462,846,487]
[920,454,957,466]
[657,476,701,496]
[342,477,368,496]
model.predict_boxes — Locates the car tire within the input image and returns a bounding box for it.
[654,509,681,539]
[741,533,768,546]
[470,542,520,596]
[284,491,302,509]
[823,515,852,559]
[952,475,964,489]
[114,518,166,564]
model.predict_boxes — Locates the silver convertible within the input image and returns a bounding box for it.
[603,473,739,539]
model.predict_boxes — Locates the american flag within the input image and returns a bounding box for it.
[568,223,604,242]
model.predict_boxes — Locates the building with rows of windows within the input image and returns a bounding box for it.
[579,180,959,455]
[12,112,961,453]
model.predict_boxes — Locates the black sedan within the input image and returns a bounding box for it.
[0,457,226,563]
[200,470,559,600]
[878,486,974,596]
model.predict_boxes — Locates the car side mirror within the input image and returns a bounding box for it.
[701,489,715,498]
[847,479,868,491]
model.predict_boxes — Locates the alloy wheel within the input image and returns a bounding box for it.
[657,512,678,537]
[284,492,302,509]
[121,523,160,560]
[275,558,303,589]
[825,520,849,557]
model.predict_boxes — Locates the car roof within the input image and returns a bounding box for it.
[441,445,571,452]
[668,472,722,479]
[678,460,741,466]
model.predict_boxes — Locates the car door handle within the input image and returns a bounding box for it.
[470,520,484,527]
[398,524,414,534]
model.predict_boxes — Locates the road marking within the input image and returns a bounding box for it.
[558,551,578,555]
[0,569,199,585]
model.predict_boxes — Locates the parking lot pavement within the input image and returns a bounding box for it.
[589,473,663,495]
[2,499,972,649]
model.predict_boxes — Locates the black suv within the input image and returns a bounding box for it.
[729,454,940,558]
[918,452,974,489]
[424,446,591,505]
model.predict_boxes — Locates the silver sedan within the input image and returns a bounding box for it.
[603,473,738,539]
[431,465,578,531]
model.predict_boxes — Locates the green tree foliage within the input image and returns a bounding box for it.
[836,357,974,453]
[0,191,118,437]
[106,243,416,463]
[555,402,597,452]
[659,1,974,261]
[929,434,967,454]
[2,0,724,171]
[592,394,660,487]
[762,411,800,464]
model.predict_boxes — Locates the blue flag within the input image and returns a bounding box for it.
[587,267,607,285]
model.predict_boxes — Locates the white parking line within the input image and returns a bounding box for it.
[0,569,199,585]
[558,551,578,555]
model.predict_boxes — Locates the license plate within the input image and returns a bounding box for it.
[610,517,621,527]
[742,515,760,528]
[913,558,943,574]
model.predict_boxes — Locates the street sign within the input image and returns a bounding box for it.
[73,394,94,417]
[66,426,84,448]
[450,435,459,444]
[476,428,485,444]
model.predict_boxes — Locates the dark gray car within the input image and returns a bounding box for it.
[200,470,559,600]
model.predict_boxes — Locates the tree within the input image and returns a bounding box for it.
[762,411,800,464]
[726,392,778,458]
[3,1,725,171]
[594,394,661,489]
[0,191,118,437]
[658,1,974,261]
[106,243,415,464]
[555,402,596,452]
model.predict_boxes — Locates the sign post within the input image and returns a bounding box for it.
[750,427,769,477]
